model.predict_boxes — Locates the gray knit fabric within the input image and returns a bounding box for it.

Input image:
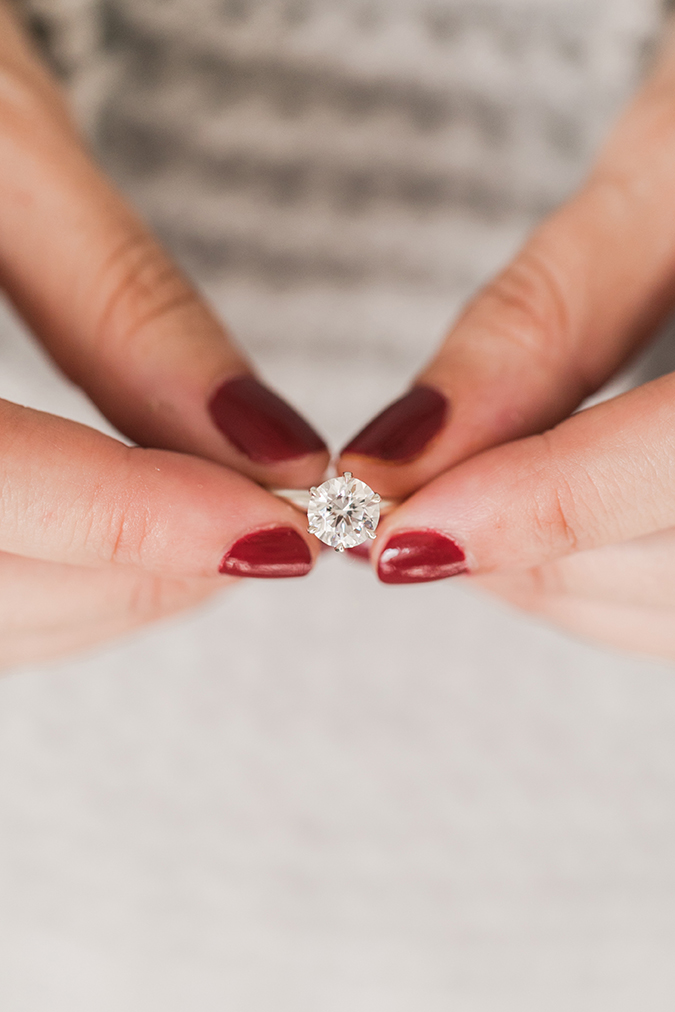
[12,0,663,372]
[15,1,662,297]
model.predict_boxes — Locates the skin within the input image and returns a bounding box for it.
[339,19,675,662]
[4,6,675,664]
[0,3,328,666]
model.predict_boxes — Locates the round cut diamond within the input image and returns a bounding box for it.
[307,473,381,551]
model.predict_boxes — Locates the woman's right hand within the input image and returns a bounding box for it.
[338,17,675,660]
[0,3,329,665]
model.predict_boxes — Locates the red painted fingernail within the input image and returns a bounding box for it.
[209,376,327,464]
[377,530,467,584]
[219,527,313,578]
[341,385,447,462]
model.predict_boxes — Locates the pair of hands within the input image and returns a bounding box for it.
[3,4,675,666]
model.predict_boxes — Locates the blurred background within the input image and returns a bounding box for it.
[1,0,675,1008]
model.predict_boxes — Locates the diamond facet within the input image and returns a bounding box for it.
[307,473,381,551]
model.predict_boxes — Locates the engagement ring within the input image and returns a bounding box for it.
[274,472,394,552]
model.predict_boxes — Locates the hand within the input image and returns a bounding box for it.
[339,21,675,660]
[0,4,329,666]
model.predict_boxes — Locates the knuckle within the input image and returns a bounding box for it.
[80,451,156,567]
[105,497,154,569]
[480,244,579,381]
[525,434,581,559]
[92,232,198,356]
[531,482,579,557]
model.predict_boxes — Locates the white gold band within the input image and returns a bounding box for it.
[272,487,397,516]
[273,473,394,552]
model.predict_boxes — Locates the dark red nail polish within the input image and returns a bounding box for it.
[219,527,313,578]
[377,530,467,584]
[341,385,447,462]
[209,376,327,464]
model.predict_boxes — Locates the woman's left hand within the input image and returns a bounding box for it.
[0,4,329,667]
[0,3,329,489]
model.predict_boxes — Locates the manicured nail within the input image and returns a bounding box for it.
[377,530,467,584]
[209,376,327,464]
[219,527,313,578]
[341,385,448,462]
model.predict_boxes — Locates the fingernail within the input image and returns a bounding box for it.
[209,376,327,464]
[377,530,467,584]
[219,527,313,578]
[341,385,447,462]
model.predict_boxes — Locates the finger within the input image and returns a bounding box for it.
[534,598,675,662]
[479,578,675,663]
[0,4,328,488]
[0,551,224,669]
[477,527,675,611]
[0,398,319,578]
[372,371,675,583]
[340,19,675,496]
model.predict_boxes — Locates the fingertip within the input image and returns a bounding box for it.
[219,525,314,579]
[340,385,448,461]
[375,529,468,585]
[337,385,450,497]
[336,453,422,498]
[208,375,328,465]
[257,448,332,491]
[104,444,322,579]
[203,373,330,488]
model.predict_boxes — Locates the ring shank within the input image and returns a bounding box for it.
[272,488,397,516]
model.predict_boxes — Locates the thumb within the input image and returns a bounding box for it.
[0,397,320,579]
[372,372,675,583]
[340,17,675,497]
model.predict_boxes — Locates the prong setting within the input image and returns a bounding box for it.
[306,472,382,552]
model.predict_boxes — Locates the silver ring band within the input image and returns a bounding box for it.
[272,487,397,516]
[272,473,396,552]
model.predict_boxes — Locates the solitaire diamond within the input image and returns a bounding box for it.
[307,472,381,551]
